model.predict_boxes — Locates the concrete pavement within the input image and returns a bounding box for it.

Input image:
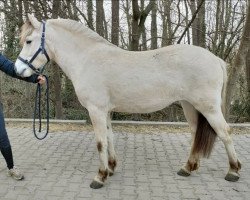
[0,126,249,200]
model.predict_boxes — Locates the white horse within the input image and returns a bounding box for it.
[15,15,241,189]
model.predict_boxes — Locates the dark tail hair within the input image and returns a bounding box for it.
[192,112,217,158]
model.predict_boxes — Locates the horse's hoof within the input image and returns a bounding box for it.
[90,181,104,189]
[177,168,191,177]
[225,173,240,182]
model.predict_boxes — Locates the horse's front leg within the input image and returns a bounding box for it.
[88,107,109,189]
[107,113,117,176]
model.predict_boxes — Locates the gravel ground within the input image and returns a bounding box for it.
[6,121,250,135]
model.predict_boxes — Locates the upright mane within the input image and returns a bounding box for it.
[20,21,34,46]
[49,19,115,47]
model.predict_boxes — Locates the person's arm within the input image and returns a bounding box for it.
[0,53,39,83]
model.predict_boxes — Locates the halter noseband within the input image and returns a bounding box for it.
[18,21,50,74]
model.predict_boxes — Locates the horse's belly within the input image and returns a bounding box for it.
[112,97,175,113]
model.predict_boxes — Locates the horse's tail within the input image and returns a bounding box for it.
[192,59,228,158]
[192,113,217,158]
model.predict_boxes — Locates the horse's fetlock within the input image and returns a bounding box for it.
[98,169,109,182]
[187,160,199,171]
[229,160,241,172]
[108,158,117,171]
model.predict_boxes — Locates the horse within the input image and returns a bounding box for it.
[14,14,241,189]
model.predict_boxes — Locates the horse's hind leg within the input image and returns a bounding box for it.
[107,113,117,176]
[177,101,200,176]
[203,109,241,182]
[88,106,109,189]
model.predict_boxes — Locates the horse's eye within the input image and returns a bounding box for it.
[26,40,32,44]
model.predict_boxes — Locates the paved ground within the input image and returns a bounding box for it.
[0,126,249,200]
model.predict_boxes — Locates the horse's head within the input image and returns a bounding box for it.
[15,14,51,77]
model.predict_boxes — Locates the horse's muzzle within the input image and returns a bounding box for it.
[14,64,26,77]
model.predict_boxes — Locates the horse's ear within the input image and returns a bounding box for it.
[27,14,40,29]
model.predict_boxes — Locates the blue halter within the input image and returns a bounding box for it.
[18,21,50,74]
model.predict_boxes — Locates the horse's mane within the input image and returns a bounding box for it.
[20,21,34,46]
[49,19,114,47]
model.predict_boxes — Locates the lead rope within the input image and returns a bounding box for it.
[33,75,49,140]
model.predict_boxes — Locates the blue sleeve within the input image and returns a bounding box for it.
[0,53,38,83]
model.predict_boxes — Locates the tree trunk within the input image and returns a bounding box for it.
[151,1,157,49]
[87,0,94,30]
[161,0,173,46]
[96,0,104,37]
[131,0,155,51]
[51,0,64,119]
[184,0,190,44]
[246,49,250,100]
[124,0,132,49]
[111,0,119,46]
[188,0,206,47]
[141,0,147,50]
[131,0,140,51]
[17,0,23,28]
[212,0,220,52]
[189,0,199,46]
[197,0,206,47]
[225,1,250,119]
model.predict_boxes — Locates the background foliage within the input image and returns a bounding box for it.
[0,0,249,122]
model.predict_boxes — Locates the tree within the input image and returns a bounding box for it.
[151,1,157,49]
[131,0,155,51]
[87,0,94,30]
[111,0,119,46]
[247,50,250,99]
[225,0,250,119]
[0,0,248,122]
[96,0,105,37]
[189,0,206,47]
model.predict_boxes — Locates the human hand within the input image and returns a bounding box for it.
[37,75,46,84]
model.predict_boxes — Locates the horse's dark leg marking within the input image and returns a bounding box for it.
[187,160,199,171]
[97,142,102,152]
[108,158,117,176]
[229,160,241,172]
[99,169,109,182]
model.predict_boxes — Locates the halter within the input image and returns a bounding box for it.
[18,20,50,140]
[18,21,50,74]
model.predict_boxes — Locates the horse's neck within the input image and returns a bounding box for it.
[48,22,114,79]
